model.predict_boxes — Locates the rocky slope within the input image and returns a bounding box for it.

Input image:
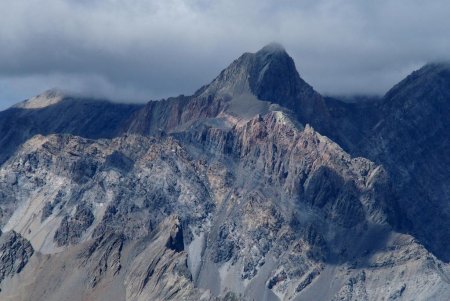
[0,45,449,300]
[0,90,142,164]
[365,63,450,262]
[325,63,450,262]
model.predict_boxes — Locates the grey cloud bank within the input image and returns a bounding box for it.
[1,0,449,110]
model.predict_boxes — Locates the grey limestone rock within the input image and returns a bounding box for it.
[54,202,95,246]
[0,231,34,283]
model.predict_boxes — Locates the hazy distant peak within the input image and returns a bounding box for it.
[384,61,450,101]
[14,89,66,109]
[414,61,450,77]
[424,61,450,68]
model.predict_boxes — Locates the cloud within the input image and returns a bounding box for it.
[1,0,449,110]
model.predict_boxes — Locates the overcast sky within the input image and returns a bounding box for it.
[1,0,449,110]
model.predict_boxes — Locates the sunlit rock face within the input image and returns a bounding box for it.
[0,46,449,301]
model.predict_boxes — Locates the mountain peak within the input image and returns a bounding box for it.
[257,42,286,54]
[194,44,330,129]
[197,43,315,104]
[14,89,66,109]
[423,61,450,70]
[384,62,450,102]
[412,61,450,79]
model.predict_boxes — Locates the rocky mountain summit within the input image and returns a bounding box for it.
[196,43,328,121]
[0,45,449,301]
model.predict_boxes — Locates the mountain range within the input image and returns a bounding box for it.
[0,43,449,300]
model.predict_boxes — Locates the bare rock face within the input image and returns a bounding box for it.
[332,271,368,301]
[127,43,330,138]
[54,203,95,246]
[165,216,185,252]
[323,62,450,263]
[0,231,34,284]
[125,216,201,301]
[81,233,125,288]
[365,63,450,261]
[196,43,330,130]
[0,45,449,301]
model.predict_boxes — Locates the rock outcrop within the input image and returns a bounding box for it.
[0,231,34,284]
